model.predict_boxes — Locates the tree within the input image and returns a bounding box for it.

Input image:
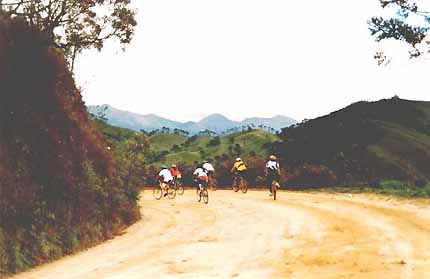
[369,0,430,62]
[208,136,221,146]
[0,0,137,71]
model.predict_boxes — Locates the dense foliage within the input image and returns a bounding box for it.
[0,0,137,70]
[0,15,139,275]
[369,0,430,61]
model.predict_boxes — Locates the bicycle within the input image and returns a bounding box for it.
[232,174,248,193]
[172,176,184,195]
[153,181,176,200]
[271,179,280,200]
[208,175,217,191]
[196,182,209,204]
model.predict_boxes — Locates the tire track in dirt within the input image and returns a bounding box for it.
[10,190,430,279]
[275,193,430,279]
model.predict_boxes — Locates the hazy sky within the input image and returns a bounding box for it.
[75,0,430,122]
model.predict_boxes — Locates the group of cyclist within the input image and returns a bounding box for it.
[157,155,281,196]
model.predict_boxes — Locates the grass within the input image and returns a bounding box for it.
[304,180,430,199]
[148,134,187,151]
[151,130,280,165]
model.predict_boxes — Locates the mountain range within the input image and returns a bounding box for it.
[87,105,297,134]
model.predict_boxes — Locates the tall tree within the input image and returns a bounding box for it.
[0,0,137,71]
[369,0,430,63]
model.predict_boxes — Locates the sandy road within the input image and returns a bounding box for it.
[12,190,430,279]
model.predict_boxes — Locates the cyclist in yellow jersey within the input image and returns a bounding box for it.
[231,157,247,185]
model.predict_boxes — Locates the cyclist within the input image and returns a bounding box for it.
[170,164,182,183]
[231,157,247,186]
[158,165,173,196]
[265,155,280,196]
[202,160,215,189]
[193,165,208,191]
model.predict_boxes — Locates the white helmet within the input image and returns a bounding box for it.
[235,157,242,162]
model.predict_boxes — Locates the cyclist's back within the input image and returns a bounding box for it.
[202,161,215,174]
[193,166,208,189]
[159,166,173,183]
[265,155,280,195]
[170,164,181,180]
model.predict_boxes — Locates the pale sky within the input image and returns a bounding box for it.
[75,0,430,123]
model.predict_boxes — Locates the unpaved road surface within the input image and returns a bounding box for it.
[12,190,430,279]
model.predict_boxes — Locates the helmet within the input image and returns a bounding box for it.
[269,155,277,161]
[202,160,208,164]
[161,165,168,169]
[235,157,242,162]
[171,164,177,168]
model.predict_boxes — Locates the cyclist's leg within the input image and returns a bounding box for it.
[161,181,168,196]
[267,173,273,193]
[194,178,200,191]
[203,176,209,190]
[239,170,246,183]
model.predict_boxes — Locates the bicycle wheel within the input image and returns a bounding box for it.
[197,189,202,202]
[176,181,184,195]
[167,187,176,199]
[153,185,162,200]
[240,177,248,193]
[232,178,239,192]
[203,189,209,204]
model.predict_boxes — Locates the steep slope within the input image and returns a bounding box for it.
[274,97,430,186]
[0,17,139,275]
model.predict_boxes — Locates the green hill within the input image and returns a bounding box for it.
[152,130,280,166]
[95,121,280,185]
[148,134,187,152]
[274,97,430,189]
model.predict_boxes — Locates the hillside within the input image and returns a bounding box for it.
[95,120,281,186]
[274,97,430,187]
[0,16,139,276]
[87,105,297,134]
[148,130,279,166]
[96,122,279,166]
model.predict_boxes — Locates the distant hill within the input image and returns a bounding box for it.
[95,119,279,166]
[95,120,281,186]
[274,97,430,187]
[94,98,430,190]
[87,105,297,135]
[87,105,183,132]
[150,130,280,166]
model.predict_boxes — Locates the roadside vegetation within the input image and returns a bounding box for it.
[0,13,140,276]
[305,180,430,199]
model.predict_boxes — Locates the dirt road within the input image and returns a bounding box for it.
[12,190,430,279]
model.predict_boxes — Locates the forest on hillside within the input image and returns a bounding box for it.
[272,98,430,191]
